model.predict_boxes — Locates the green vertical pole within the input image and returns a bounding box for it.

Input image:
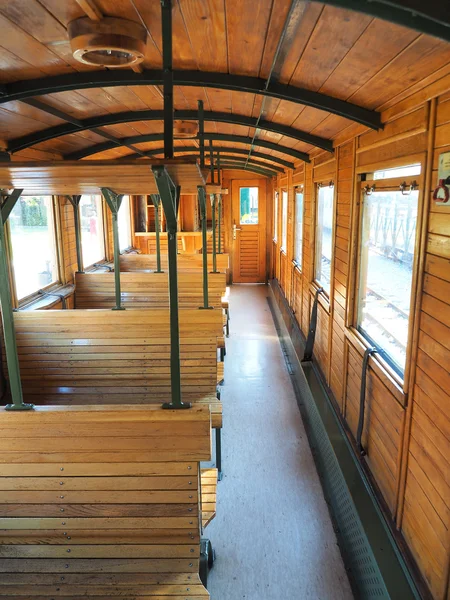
[67,195,83,273]
[152,166,190,409]
[218,193,222,254]
[210,194,218,273]
[198,187,210,309]
[151,194,163,272]
[101,188,124,311]
[0,191,33,411]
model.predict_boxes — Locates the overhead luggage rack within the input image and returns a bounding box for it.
[0,159,205,196]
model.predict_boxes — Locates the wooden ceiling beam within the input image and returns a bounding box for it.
[7,110,329,154]
[74,0,103,22]
[0,70,381,130]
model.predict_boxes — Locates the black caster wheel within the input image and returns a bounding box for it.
[200,538,215,587]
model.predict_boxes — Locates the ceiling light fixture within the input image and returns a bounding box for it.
[68,17,147,68]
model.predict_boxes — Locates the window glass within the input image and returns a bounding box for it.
[118,195,132,252]
[273,192,278,241]
[294,189,304,268]
[314,185,334,294]
[80,195,105,268]
[357,187,419,375]
[281,190,288,251]
[9,196,59,301]
[239,187,258,224]
[373,164,421,180]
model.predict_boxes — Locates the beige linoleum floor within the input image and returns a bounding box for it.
[206,284,354,600]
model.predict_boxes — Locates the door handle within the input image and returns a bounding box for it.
[233,224,242,239]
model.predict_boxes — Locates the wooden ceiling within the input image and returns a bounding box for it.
[0,0,450,175]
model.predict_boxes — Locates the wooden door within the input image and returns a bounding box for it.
[231,179,267,283]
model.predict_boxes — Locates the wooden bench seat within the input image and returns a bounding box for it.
[75,272,227,311]
[6,309,223,430]
[201,468,218,529]
[120,252,230,273]
[0,404,212,598]
[74,271,229,342]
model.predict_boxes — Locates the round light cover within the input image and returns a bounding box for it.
[68,17,147,68]
[174,121,199,139]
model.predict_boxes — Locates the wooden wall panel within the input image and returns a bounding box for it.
[269,85,450,599]
[400,111,450,597]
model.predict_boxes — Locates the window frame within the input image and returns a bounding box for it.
[7,195,63,308]
[273,191,279,242]
[313,181,335,298]
[349,154,426,391]
[293,184,304,271]
[280,189,288,253]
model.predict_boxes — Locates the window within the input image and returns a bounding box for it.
[273,191,279,241]
[80,194,105,268]
[118,195,132,252]
[314,184,334,294]
[294,187,304,268]
[9,196,59,301]
[281,190,288,251]
[357,176,420,376]
[239,187,258,224]
[373,164,421,180]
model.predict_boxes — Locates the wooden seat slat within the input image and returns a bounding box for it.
[120,253,229,273]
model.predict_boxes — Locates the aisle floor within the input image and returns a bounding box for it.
[207,284,353,600]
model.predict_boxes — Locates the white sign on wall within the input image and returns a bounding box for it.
[433,151,450,206]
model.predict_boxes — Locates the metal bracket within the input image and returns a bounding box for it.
[198,100,205,170]
[302,287,324,362]
[1,188,24,223]
[66,195,84,273]
[399,180,418,196]
[356,347,377,456]
[101,187,125,311]
[198,186,212,309]
[152,165,191,409]
[210,193,218,273]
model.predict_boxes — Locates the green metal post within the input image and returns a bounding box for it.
[198,187,211,309]
[152,166,190,409]
[218,193,222,254]
[210,194,218,273]
[0,191,33,411]
[151,194,163,272]
[67,195,83,273]
[101,188,125,311]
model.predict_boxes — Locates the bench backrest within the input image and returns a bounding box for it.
[121,253,230,273]
[0,404,210,595]
[10,309,221,405]
[75,272,226,310]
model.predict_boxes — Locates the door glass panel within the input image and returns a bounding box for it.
[240,187,258,224]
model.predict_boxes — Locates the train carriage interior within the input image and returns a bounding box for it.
[0,1,449,599]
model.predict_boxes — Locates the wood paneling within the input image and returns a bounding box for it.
[271,82,450,599]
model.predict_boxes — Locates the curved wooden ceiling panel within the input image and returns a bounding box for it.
[0,0,449,165]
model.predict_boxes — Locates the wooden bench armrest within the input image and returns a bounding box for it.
[201,467,218,529]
